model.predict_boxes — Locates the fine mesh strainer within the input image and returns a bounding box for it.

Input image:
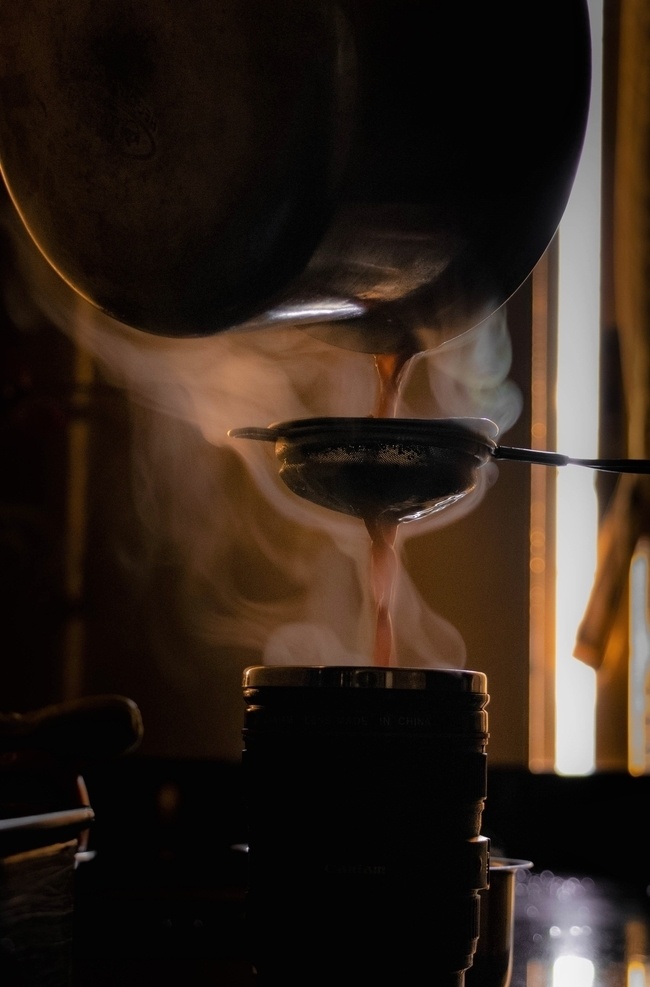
[228,417,650,523]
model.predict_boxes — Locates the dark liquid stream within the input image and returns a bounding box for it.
[366,514,398,667]
[366,346,416,666]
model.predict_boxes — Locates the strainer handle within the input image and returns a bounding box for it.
[228,426,281,442]
[494,445,650,474]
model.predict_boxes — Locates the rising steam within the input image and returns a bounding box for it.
[2,200,522,671]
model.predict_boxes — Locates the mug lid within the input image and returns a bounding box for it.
[242,665,487,693]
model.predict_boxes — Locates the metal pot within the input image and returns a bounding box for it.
[0,0,591,348]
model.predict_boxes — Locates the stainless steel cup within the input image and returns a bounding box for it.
[241,664,490,985]
[467,857,534,987]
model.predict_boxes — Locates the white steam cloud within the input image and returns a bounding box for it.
[3,201,522,671]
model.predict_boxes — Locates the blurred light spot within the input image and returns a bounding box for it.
[627,960,648,987]
[157,781,182,820]
[553,955,595,987]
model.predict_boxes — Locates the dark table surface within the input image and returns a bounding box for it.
[4,758,649,986]
[70,853,650,987]
[66,759,650,987]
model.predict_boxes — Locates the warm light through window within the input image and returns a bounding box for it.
[629,540,650,776]
[553,0,602,776]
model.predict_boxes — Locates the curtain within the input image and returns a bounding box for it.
[574,0,650,764]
